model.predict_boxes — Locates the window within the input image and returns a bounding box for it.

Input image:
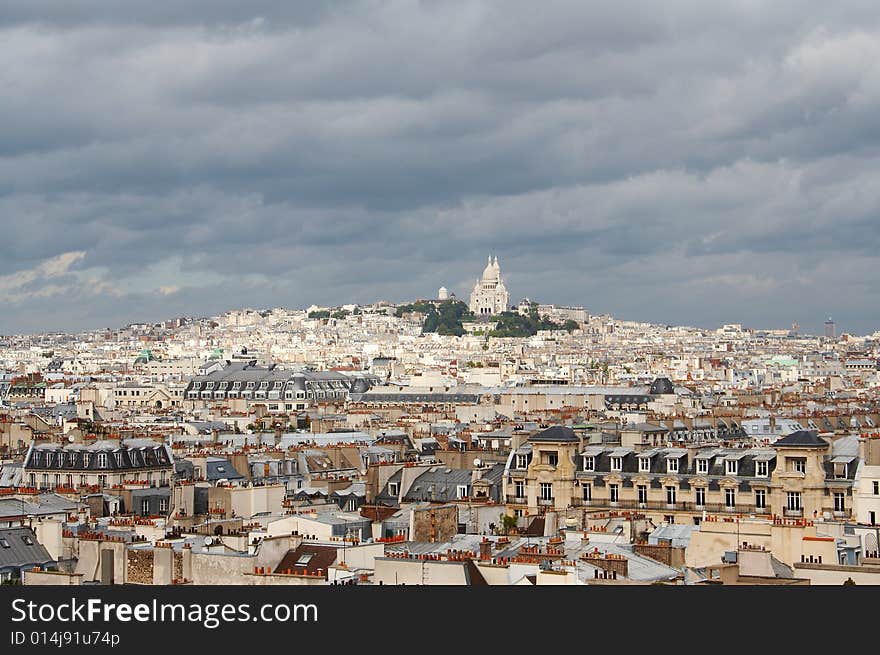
[515,454,527,468]
[29,473,36,487]
[141,499,150,516]
[789,458,806,474]
[834,492,845,513]
[540,483,553,501]
[725,459,738,476]
[0,538,9,548]
[610,457,622,471]
[755,489,766,510]
[21,535,34,546]
[42,474,49,488]
[83,453,91,467]
[159,498,168,513]
[543,451,558,467]
[388,482,399,496]
[786,491,802,510]
[98,475,106,487]
[114,452,123,467]
[695,487,706,507]
[514,481,524,499]
[697,459,708,474]
[667,458,679,474]
[724,488,736,508]
[582,483,592,502]
[97,453,107,468]
[46,453,54,467]
[874,481,879,496]
[665,486,676,505]
[756,461,768,477]
[639,457,651,473]
[457,485,468,499]
[583,456,595,472]
[609,484,619,503]
[637,485,648,505]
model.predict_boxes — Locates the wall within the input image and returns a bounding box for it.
[410,505,458,543]
[373,558,469,585]
[794,562,880,585]
[24,570,83,585]
[126,549,153,584]
[633,543,686,569]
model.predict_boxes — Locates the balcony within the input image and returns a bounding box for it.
[561,499,760,514]
[505,496,528,505]
[783,507,803,518]
[537,497,555,507]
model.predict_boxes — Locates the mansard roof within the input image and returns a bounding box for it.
[774,430,828,448]
[528,425,578,443]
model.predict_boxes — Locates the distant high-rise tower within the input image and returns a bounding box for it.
[824,316,836,339]
[469,255,509,316]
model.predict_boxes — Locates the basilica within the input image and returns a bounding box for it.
[469,255,510,316]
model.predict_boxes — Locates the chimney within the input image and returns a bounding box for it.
[479,538,492,561]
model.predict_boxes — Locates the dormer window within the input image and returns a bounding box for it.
[725,459,738,476]
[788,458,806,474]
[756,461,768,477]
[542,451,558,467]
[610,457,622,472]
[388,482,399,496]
[260,381,269,389]
[114,452,123,467]
[697,459,708,474]
[457,485,468,499]
[97,453,108,468]
[583,456,595,472]
[667,458,679,474]
[516,454,527,469]
[46,453,54,467]
[83,453,91,467]
[233,381,241,389]
[639,457,651,473]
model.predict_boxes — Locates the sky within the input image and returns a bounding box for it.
[2,1,880,336]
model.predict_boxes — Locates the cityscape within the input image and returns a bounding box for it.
[3,0,880,607]
[1,254,878,586]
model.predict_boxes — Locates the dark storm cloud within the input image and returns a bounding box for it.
[1,1,880,335]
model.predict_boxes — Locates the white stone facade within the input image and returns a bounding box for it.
[469,256,509,316]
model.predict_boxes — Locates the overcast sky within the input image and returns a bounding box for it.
[2,1,879,336]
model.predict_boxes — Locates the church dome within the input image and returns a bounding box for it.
[482,255,495,280]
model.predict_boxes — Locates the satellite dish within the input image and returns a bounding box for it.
[204,536,214,546]
[68,435,75,443]
[473,458,482,467]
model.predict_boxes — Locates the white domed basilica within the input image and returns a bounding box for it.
[469,255,509,316]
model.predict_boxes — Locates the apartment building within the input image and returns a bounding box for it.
[504,429,860,523]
